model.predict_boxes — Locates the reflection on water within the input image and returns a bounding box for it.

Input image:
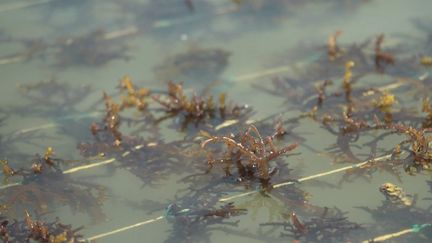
[1,0,432,242]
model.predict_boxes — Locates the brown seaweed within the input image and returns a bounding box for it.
[0,211,83,243]
[80,126,198,187]
[201,125,298,188]
[152,81,251,129]
[261,208,361,243]
[390,123,432,173]
[0,148,107,223]
[328,30,343,61]
[90,76,152,146]
[374,34,396,72]
[165,202,247,243]
[3,11,432,243]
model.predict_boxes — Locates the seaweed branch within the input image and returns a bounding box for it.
[201,125,298,185]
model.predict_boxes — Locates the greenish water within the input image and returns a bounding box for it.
[1,0,432,242]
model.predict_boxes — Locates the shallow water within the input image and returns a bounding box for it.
[1,0,432,242]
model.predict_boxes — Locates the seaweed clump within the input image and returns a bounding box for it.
[117,76,151,111]
[261,209,361,243]
[152,81,250,129]
[90,76,151,146]
[201,125,298,188]
[164,202,247,243]
[391,123,432,173]
[0,148,107,223]
[0,211,83,243]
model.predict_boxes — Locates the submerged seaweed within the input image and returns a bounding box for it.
[16,79,93,118]
[54,29,131,67]
[3,4,432,243]
[261,208,361,243]
[154,47,231,84]
[358,183,432,242]
[165,202,247,243]
[0,148,107,223]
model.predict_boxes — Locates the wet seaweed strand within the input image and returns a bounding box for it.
[374,33,395,72]
[328,30,343,60]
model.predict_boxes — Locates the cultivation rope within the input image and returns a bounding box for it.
[0,144,146,190]
[219,153,395,202]
[362,223,432,242]
[81,216,165,243]
[79,207,192,242]
[76,152,399,241]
